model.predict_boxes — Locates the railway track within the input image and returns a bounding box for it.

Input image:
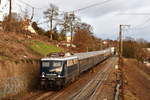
[22,57,117,100]
[69,57,117,100]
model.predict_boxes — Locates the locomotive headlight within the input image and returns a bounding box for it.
[58,75,61,77]
[42,72,45,77]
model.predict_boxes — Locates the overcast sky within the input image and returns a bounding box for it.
[1,0,150,41]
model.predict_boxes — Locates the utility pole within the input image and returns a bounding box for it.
[69,12,75,49]
[0,0,1,21]
[118,24,130,100]
[118,25,122,64]
[118,25,130,64]
[70,18,73,47]
[49,9,54,41]
[9,0,12,21]
[0,0,1,8]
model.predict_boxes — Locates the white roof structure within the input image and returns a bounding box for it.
[75,48,111,60]
[41,56,77,61]
[41,48,112,61]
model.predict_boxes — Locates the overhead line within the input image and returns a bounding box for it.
[118,13,150,15]
[69,0,113,13]
[39,0,114,25]
[13,0,114,25]
[118,12,150,30]
[130,17,150,29]
[130,24,150,30]
[1,0,9,10]
[14,0,113,14]
[15,0,39,9]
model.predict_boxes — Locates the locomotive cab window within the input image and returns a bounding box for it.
[51,61,62,68]
[49,61,63,73]
[42,61,50,67]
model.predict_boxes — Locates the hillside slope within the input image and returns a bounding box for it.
[0,31,63,61]
[0,31,64,99]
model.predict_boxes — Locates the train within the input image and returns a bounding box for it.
[40,47,115,89]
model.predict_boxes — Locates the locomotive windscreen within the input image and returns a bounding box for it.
[42,61,50,67]
[51,61,62,68]
[41,60,64,74]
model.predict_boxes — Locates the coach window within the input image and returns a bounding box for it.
[67,60,74,66]
[74,59,77,64]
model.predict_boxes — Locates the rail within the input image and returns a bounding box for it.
[69,57,117,100]
[114,81,121,100]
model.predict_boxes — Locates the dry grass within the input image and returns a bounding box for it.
[124,58,150,100]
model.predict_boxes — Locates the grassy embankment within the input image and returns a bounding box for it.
[28,40,64,56]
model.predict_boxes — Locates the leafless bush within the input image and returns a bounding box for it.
[123,37,149,62]
[2,13,24,32]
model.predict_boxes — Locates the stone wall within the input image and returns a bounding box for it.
[0,59,40,99]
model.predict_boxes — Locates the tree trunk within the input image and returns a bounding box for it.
[51,18,53,40]
[0,0,1,8]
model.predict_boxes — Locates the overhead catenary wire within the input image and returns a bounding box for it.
[38,0,114,25]
[124,26,150,42]
[16,0,46,21]
[15,0,44,10]
[130,17,150,29]
[69,0,113,13]
[54,0,114,16]
[13,0,150,33]
[16,0,36,9]
[122,20,150,41]
[1,0,9,10]
[117,12,150,16]
[130,24,150,31]
[15,2,25,13]
[118,12,150,30]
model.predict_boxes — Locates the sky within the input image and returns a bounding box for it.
[0,0,150,41]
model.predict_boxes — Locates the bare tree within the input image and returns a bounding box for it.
[68,13,80,44]
[123,37,149,62]
[75,22,93,33]
[56,12,80,42]
[59,12,70,35]
[73,22,98,52]
[59,13,80,36]
[43,4,59,40]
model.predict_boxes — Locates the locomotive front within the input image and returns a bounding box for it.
[40,58,65,88]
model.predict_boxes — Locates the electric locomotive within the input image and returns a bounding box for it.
[40,53,79,89]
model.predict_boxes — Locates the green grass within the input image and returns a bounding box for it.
[28,40,64,56]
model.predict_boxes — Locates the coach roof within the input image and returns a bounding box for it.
[41,56,78,61]
[75,49,110,60]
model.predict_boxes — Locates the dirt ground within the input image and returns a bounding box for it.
[123,59,150,100]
